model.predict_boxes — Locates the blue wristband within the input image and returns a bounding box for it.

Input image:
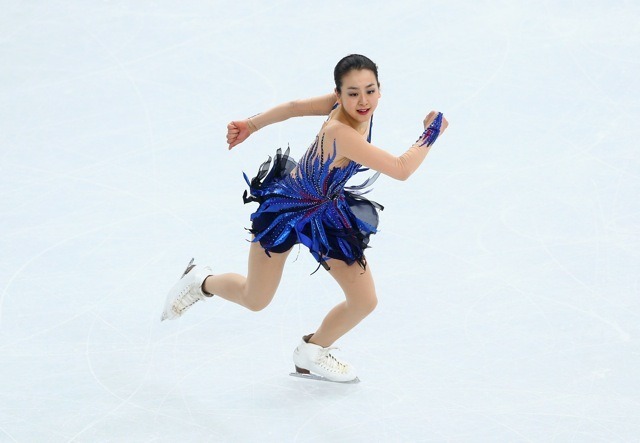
[416,112,443,147]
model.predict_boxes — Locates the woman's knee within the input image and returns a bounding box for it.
[364,293,378,314]
[243,289,275,312]
[245,301,269,312]
[349,292,378,316]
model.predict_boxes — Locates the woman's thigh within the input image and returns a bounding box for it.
[244,240,293,308]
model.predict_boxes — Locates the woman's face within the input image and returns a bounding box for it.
[336,69,381,123]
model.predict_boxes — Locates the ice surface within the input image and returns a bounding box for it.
[1,1,639,441]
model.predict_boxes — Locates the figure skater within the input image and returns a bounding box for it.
[161,54,448,383]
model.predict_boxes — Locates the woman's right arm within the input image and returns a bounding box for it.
[227,93,336,149]
[329,111,448,181]
[249,93,336,130]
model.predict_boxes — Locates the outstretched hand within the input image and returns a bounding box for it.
[227,120,252,150]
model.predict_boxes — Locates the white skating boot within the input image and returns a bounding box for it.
[161,258,213,321]
[291,334,360,383]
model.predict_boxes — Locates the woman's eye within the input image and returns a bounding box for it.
[349,93,357,97]
[367,90,375,94]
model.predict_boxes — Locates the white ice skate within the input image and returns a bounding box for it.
[290,335,360,384]
[161,258,213,321]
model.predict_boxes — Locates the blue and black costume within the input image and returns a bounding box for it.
[243,116,383,272]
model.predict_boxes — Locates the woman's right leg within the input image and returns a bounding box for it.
[202,241,292,311]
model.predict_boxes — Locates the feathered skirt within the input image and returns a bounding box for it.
[242,147,383,272]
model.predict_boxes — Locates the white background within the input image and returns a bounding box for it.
[1,1,639,441]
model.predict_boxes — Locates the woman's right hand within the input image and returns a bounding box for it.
[227,119,253,150]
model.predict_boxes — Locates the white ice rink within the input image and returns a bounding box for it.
[1,1,639,441]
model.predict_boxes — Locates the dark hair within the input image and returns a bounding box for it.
[334,54,379,93]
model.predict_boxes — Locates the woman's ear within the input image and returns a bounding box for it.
[334,88,341,104]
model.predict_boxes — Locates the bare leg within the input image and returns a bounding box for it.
[309,259,377,348]
[202,241,292,311]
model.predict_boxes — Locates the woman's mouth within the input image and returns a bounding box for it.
[357,108,370,115]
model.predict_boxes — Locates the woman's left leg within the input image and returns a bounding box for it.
[307,258,378,348]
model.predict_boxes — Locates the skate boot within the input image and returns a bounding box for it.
[291,334,359,383]
[161,258,213,321]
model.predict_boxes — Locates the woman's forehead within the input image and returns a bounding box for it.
[341,69,378,87]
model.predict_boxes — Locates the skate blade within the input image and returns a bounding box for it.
[182,258,195,277]
[160,258,196,321]
[289,372,360,384]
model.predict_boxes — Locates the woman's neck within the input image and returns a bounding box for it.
[336,107,369,135]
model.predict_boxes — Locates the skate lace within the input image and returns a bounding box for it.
[172,284,201,315]
[316,347,349,374]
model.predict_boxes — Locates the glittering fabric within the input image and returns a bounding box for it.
[243,120,383,272]
[417,112,443,147]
